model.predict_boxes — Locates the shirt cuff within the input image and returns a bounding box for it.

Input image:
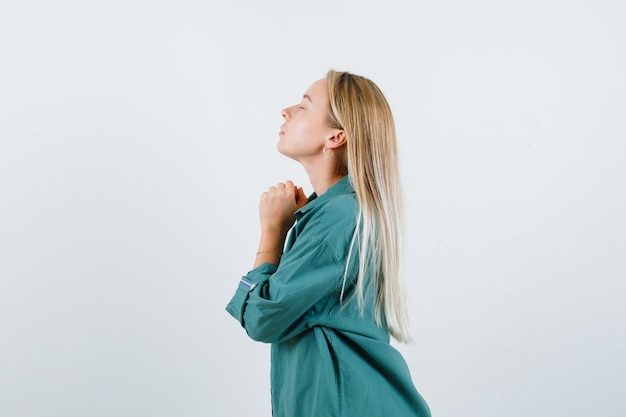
[225,262,278,325]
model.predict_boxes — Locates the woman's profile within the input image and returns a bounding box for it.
[226,69,430,417]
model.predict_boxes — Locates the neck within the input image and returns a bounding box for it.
[309,174,345,196]
[294,151,348,196]
[300,161,345,196]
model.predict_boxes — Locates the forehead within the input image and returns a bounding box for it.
[304,78,328,102]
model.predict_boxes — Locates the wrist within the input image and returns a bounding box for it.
[254,232,287,268]
[253,249,282,268]
[260,224,289,238]
[258,230,287,249]
[256,250,282,257]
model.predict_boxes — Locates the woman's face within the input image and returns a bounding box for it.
[277,78,336,162]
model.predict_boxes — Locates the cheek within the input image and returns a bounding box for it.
[285,123,311,147]
[292,119,312,138]
[293,117,327,142]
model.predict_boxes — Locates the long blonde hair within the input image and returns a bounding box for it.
[326,70,412,343]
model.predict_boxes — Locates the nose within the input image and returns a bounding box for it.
[281,106,291,119]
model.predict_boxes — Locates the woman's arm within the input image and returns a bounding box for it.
[226,236,345,343]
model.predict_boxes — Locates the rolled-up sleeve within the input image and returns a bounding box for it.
[225,262,277,326]
[225,236,345,344]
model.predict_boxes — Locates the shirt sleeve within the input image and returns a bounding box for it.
[225,235,345,344]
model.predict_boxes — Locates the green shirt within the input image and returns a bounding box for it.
[226,176,430,417]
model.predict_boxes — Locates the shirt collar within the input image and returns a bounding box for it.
[295,176,354,218]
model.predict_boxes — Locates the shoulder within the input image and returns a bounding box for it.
[312,192,357,227]
[321,192,358,217]
[300,193,357,252]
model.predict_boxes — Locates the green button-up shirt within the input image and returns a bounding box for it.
[226,176,430,417]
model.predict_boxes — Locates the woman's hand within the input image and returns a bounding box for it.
[259,180,308,235]
[253,180,307,268]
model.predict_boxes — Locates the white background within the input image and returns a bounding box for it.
[1,1,625,416]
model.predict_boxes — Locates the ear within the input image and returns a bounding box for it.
[326,129,346,150]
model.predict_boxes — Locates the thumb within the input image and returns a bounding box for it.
[295,187,307,208]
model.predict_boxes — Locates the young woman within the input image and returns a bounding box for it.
[226,70,430,417]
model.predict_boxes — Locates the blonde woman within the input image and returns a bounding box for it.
[226,70,430,417]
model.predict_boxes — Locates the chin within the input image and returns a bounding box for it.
[276,142,286,156]
[276,142,290,157]
[278,149,300,163]
[276,143,304,163]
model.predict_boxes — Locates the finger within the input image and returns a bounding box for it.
[296,187,307,206]
[259,191,268,204]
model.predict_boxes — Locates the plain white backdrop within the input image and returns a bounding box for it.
[1,1,625,416]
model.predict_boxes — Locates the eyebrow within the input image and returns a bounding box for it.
[302,94,313,103]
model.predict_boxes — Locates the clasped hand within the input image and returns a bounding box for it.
[259,180,308,236]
